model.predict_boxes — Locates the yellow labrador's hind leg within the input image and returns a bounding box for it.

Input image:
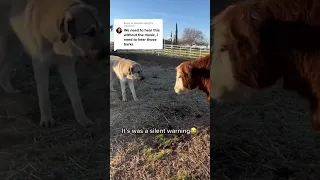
[0,30,23,93]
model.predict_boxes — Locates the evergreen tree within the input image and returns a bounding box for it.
[175,23,178,45]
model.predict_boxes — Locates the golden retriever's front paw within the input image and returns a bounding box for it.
[133,98,139,101]
[110,87,117,92]
[40,116,55,127]
[122,97,128,102]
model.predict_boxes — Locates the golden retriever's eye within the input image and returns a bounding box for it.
[137,71,140,73]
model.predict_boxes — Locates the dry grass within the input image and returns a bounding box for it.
[211,89,320,179]
[110,53,210,180]
[0,54,109,179]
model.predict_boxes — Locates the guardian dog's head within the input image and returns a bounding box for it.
[54,3,108,60]
[174,62,197,94]
[127,63,144,81]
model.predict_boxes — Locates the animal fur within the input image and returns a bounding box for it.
[211,0,320,130]
[110,55,144,102]
[0,0,108,127]
[174,55,210,103]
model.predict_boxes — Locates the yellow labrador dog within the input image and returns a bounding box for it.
[110,55,144,102]
[0,0,108,127]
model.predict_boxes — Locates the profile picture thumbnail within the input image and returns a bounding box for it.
[116,27,122,34]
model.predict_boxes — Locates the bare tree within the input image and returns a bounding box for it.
[180,28,207,45]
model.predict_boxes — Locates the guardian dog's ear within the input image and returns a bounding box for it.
[128,65,133,75]
[58,13,74,43]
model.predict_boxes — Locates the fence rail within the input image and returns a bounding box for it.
[110,43,210,59]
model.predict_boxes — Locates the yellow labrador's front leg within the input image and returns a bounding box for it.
[57,60,94,127]
[32,59,55,127]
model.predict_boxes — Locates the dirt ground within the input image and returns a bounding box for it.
[211,88,320,179]
[110,53,209,146]
[110,53,210,179]
[0,54,109,179]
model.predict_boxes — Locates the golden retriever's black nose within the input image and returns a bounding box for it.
[140,76,145,80]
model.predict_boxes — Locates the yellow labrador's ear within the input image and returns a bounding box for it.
[128,65,133,75]
[58,17,68,43]
[58,13,73,43]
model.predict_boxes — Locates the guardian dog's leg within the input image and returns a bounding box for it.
[0,57,17,93]
[0,36,12,93]
[0,38,23,93]
[110,69,116,91]
[32,60,55,127]
[0,24,17,93]
[120,79,127,101]
[57,61,94,127]
[128,80,138,101]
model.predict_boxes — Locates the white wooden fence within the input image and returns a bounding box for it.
[110,42,210,59]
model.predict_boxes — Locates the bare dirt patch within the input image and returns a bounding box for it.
[0,54,109,179]
[110,53,210,179]
[212,89,320,179]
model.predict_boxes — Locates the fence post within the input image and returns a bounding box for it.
[180,46,181,56]
[199,48,202,57]
[171,45,173,56]
[189,46,191,58]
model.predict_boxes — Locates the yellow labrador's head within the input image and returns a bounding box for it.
[127,63,144,81]
[55,4,108,60]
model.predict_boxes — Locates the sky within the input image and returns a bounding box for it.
[110,0,210,42]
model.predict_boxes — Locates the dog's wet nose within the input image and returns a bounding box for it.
[140,76,145,80]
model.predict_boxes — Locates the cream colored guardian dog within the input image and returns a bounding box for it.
[110,55,144,102]
[0,0,109,127]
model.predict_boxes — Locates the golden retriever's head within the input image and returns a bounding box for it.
[54,4,108,60]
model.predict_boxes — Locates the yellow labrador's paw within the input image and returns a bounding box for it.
[133,98,139,101]
[122,97,128,102]
[110,87,117,92]
[77,117,95,128]
[40,116,55,127]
